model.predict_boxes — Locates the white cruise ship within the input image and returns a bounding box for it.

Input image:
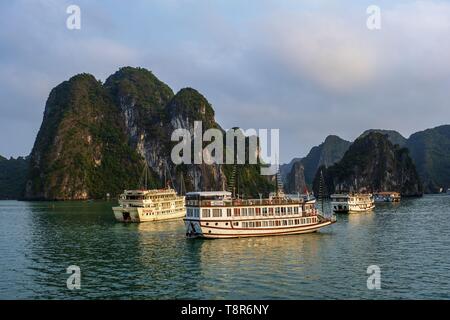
[331,193,375,213]
[112,187,185,222]
[184,191,335,239]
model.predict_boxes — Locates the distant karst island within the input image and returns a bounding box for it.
[1,67,450,200]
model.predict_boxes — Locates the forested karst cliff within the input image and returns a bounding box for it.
[312,133,423,196]
[24,67,273,200]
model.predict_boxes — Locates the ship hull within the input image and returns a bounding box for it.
[184,219,334,239]
[113,206,185,223]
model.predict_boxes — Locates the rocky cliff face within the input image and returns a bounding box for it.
[24,67,274,200]
[313,132,423,196]
[281,135,351,190]
[25,74,144,200]
[359,129,407,147]
[406,125,450,193]
[284,161,308,194]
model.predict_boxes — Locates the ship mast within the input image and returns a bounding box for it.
[318,169,326,216]
[138,161,150,190]
[228,164,237,199]
[275,154,285,198]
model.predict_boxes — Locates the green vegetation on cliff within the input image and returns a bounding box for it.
[313,132,422,196]
[24,67,275,200]
[406,125,450,193]
[25,74,145,200]
[0,156,29,199]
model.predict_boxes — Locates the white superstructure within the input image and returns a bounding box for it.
[184,191,335,239]
[112,188,185,222]
[331,193,375,213]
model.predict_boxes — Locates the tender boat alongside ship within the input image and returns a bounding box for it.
[184,191,335,239]
[112,187,185,222]
[331,193,375,213]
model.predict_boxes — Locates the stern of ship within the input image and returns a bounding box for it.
[112,206,141,223]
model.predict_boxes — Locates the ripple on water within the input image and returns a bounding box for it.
[1,197,450,299]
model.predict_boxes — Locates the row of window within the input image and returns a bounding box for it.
[142,209,182,216]
[242,217,317,228]
[198,206,302,218]
[241,217,317,228]
[186,208,201,217]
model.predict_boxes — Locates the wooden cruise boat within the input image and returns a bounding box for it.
[331,193,375,213]
[112,187,185,222]
[112,163,185,222]
[184,191,335,239]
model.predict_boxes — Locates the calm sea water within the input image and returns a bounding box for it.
[1,195,449,300]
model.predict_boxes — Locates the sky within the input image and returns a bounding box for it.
[1,0,450,163]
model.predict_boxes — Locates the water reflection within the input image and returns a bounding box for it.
[1,197,450,299]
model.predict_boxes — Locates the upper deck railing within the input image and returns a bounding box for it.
[186,198,306,207]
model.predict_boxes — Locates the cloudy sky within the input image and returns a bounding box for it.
[1,0,450,163]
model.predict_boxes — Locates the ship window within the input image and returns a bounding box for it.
[275,207,280,215]
[287,207,292,214]
[227,209,232,217]
[234,208,240,216]
[202,209,211,218]
[293,207,298,214]
[212,209,222,217]
[269,207,274,215]
[233,222,239,226]
[282,220,288,226]
[242,208,248,216]
[248,208,255,216]
[255,208,261,216]
[262,207,268,216]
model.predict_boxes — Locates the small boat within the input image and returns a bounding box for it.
[184,190,335,239]
[373,192,401,203]
[331,193,375,213]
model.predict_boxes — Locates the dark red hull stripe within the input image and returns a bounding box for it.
[198,222,322,230]
[200,224,332,237]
